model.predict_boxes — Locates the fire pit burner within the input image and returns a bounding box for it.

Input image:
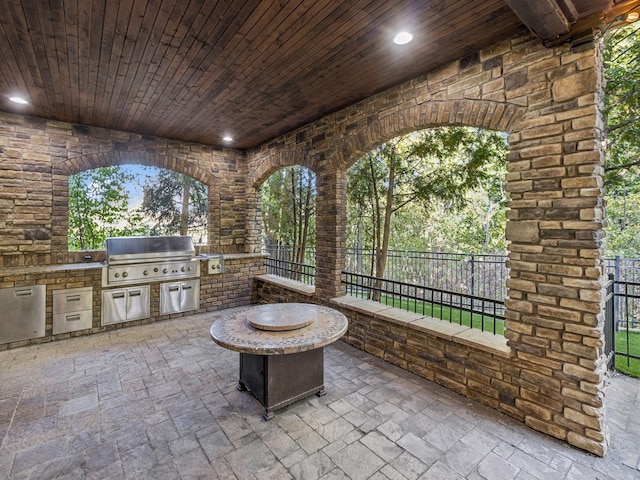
[247,304,316,331]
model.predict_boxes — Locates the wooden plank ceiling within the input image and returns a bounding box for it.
[0,0,636,150]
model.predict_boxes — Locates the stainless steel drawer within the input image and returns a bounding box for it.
[53,287,93,314]
[53,310,93,335]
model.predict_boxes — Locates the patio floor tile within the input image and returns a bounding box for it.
[0,309,639,479]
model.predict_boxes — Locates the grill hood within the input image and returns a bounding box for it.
[105,236,195,265]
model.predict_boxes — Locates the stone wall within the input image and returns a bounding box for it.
[247,34,609,456]
[0,114,247,267]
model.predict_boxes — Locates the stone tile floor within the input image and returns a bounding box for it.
[1,309,639,479]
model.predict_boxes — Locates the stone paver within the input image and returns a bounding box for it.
[0,310,639,479]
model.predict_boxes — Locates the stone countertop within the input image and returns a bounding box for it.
[0,252,268,277]
[0,262,105,276]
[209,303,348,355]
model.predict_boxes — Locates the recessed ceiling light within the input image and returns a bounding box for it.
[222,136,233,142]
[9,96,28,105]
[626,11,639,22]
[393,32,413,45]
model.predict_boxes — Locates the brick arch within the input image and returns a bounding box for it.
[52,149,221,254]
[331,99,526,170]
[249,148,317,189]
[56,151,217,187]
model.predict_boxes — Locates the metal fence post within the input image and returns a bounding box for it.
[470,254,475,297]
[615,255,620,332]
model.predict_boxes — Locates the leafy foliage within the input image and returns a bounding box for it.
[347,127,508,267]
[603,22,640,256]
[138,169,208,241]
[604,22,640,193]
[261,166,316,262]
[68,166,208,250]
[68,167,146,250]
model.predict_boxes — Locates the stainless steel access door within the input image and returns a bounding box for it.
[102,286,150,325]
[0,285,46,343]
[160,280,200,315]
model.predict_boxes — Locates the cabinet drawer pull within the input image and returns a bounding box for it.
[112,292,125,299]
[129,291,141,297]
[15,289,33,297]
[169,286,180,292]
[66,295,81,302]
[66,314,81,322]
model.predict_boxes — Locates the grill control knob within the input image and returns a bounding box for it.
[122,272,128,278]
[181,266,186,272]
[143,270,149,276]
[163,268,168,274]
[154,267,159,273]
[114,273,120,278]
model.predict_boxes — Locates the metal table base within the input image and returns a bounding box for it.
[238,348,325,420]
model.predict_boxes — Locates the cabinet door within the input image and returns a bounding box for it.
[126,286,150,321]
[179,280,200,312]
[160,283,182,315]
[102,290,128,325]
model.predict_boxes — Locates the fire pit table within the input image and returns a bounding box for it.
[209,303,348,420]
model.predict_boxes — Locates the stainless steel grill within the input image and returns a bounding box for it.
[102,236,200,287]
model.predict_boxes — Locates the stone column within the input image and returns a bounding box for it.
[504,38,608,456]
[315,167,347,300]
[244,185,263,253]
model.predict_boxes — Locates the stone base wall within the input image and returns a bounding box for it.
[339,307,518,417]
[255,275,316,305]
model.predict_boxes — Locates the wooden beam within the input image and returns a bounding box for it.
[503,0,571,41]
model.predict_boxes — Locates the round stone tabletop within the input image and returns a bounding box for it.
[209,303,348,355]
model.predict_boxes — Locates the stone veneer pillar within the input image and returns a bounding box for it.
[314,167,347,299]
[504,39,609,455]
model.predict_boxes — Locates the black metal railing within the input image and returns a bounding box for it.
[610,278,640,372]
[605,274,615,369]
[345,248,508,301]
[342,271,505,334]
[265,257,315,285]
[263,245,640,373]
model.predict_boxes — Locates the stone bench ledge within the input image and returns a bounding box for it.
[256,274,315,296]
[330,295,512,358]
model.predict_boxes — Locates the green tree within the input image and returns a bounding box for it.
[347,127,507,282]
[68,166,145,250]
[138,169,208,241]
[604,22,640,191]
[261,166,316,263]
[603,22,640,256]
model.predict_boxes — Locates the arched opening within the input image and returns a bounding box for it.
[343,125,509,333]
[260,165,316,284]
[68,164,209,251]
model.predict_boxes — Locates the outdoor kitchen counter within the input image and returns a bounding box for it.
[0,252,265,277]
[0,262,104,276]
[209,303,348,419]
